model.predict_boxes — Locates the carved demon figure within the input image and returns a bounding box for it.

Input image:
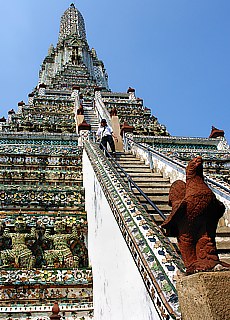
[44,219,79,268]
[161,156,229,274]
[1,217,35,269]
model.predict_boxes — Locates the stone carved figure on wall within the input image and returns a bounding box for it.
[161,156,229,274]
[1,217,36,269]
[44,219,79,268]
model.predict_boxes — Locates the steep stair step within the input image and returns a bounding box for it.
[134,180,171,192]
[133,187,171,194]
[217,226,230,237]
[125,172,162,177]
[117,158,145,163]
[116,156,144,161]
[122,171,163,177]
[136,193,170,204]
[116,154,137,159]
[117,163,147,168]
[120,168,153,174]
[216,238,230,252]
[149,213,170,223]
[218,254,230,265]
[142,201,169,212]
[131,177,171,183]
[145,204,171,212]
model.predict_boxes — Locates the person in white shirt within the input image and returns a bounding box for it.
[96,119,117,155]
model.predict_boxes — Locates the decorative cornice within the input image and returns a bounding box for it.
[0,268,92,286]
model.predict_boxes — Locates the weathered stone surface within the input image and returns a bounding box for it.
[176,271,230,320]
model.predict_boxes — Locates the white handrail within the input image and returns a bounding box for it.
[94,94,111,126]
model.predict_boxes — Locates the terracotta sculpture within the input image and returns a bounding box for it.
[209,126,225,138]
[44,219,79,268]
[77,104,84,115]
[161,156,228,274]
[1,217,35,269]
[50,301,61,320]
[110,107,117,117]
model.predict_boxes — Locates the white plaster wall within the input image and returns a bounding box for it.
[132,145,185,183]
[83,150,160,320]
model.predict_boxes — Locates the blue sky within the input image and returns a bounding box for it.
[0,0,229,143]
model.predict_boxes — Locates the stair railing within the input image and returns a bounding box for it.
[94,94,111,126]
[92,138,167,222]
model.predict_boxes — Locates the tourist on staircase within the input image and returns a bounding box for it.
[96,119,118,156]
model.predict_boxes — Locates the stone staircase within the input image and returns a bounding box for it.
[115,151,230,265]
[115,153,171,221]
[83,103,99,132]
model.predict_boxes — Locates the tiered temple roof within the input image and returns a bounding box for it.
[0,3,169,137]
[101,89,169,136]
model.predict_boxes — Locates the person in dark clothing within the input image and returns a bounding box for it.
[96,119,117,155]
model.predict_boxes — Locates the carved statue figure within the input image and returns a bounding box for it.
[77,104,84,115]
[1,217,35,269]
[44,219,79,268]
[110,107,117,117]
[161,156,229,274]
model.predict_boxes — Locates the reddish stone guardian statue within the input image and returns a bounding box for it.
[161,156,229,274]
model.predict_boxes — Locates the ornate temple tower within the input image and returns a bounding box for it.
[1,3,169,137]
[39,3,109,90]
[1,4,229,320]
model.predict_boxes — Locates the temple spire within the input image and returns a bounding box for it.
[58,3,86,45]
